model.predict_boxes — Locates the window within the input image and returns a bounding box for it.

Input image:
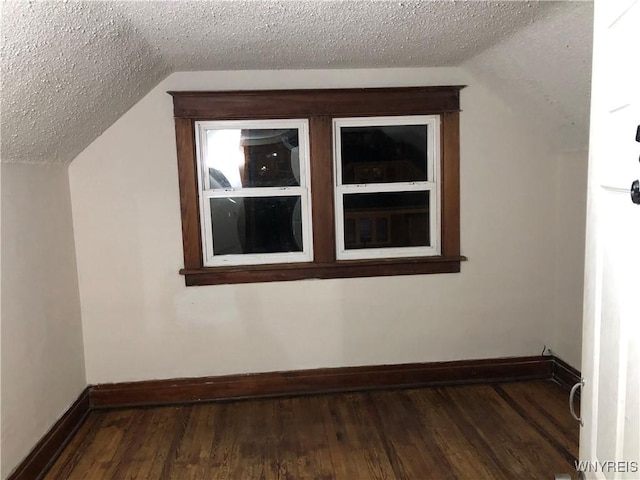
[195,119,313,266]
[171,87,465,285]
[334,115,440,260]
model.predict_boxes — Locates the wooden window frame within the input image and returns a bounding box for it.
[170,87,466,286]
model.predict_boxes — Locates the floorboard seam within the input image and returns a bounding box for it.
[363,393,408,480]
[492,385,576,467]
[435,387,512,480]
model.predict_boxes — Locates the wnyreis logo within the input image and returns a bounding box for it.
[574,460,639,474]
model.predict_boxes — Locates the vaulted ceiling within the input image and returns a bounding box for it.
[1,1,593,165]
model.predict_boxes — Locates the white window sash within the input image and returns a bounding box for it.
[336,182,436,194]
[195,119,313,267]
[202,186,307,199]
[333,115,441,260]
[201,193,313,267]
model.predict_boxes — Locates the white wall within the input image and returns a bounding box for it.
[0,163,86,479]
[552,151,588,369]
[69,67,577,385]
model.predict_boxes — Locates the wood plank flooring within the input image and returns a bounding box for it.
[45,381,578,479]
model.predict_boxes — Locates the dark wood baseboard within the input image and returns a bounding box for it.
[90,356,554,409]
[9,355,581,479]
[552,355,582,394]
[7,387,91,480]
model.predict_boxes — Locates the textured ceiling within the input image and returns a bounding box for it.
[1,1,593,165]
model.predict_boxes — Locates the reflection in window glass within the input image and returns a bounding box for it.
[376,217,389,243]
[340,125,427,184]
[343,191,430,249]
[206,129,300,189]
[210,197,303,255]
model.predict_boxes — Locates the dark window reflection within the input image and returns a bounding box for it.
[241,129,300,187]
[210,196,303,255]
[207,128,301,189]
[343,191,430,249]
[341,125,427,184]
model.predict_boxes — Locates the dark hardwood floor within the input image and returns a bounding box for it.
[44,381,578,479]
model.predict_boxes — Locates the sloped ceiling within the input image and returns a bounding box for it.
[466,1,594,151]
[1,1,593,165]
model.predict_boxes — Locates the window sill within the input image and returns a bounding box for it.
[179,256,467,286]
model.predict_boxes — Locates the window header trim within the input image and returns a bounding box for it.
[169,86,465,119]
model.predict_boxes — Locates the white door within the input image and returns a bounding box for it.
[580,0,640,479]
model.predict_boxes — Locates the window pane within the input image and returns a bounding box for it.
[210,196,303,255]
[343,191,430,249]
[206,128,301,189]
[340,125,427,184]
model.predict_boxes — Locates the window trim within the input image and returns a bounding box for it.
[170,87,466,286]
